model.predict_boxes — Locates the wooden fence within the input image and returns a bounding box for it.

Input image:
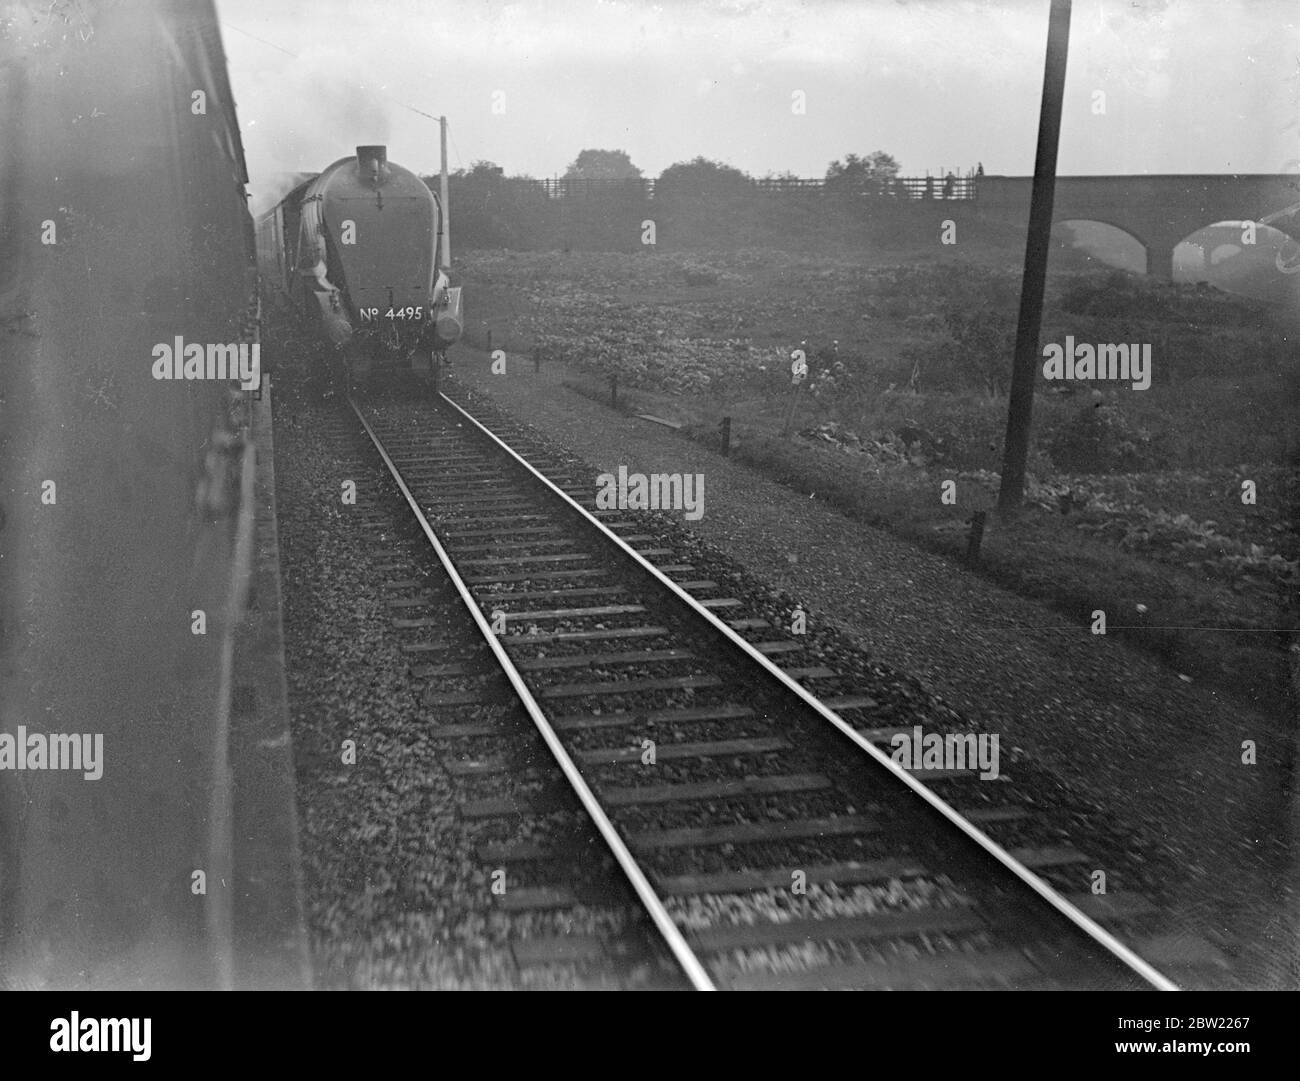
[534,175,980,201]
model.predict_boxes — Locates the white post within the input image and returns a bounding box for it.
[439,116,451,269]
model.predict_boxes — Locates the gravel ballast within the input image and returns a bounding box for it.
[444,346,1298,989]
[272,389,683,989]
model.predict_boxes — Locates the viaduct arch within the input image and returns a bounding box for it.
[976,175,1300,279]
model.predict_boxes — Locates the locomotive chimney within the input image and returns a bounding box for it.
[356,145,388,184]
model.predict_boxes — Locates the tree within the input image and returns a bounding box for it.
[564,148,642,180]
[440,161,548,248]
[656,156,753,198]
[457,160,505,181]
[824,151,901,194]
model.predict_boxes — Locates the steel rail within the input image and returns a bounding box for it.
[437,387,1181,992]
[348,395,717,991]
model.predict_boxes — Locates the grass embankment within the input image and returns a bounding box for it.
[456,248,1300,713]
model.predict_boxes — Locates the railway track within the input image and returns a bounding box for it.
[338,380,1200,990]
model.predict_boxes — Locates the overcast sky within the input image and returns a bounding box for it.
[219,0,1300,212]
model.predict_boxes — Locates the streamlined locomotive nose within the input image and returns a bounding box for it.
[268,143,458,375]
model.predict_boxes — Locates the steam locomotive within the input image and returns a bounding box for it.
[256,145,463,383]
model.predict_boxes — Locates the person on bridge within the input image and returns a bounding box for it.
[943,172,955,199]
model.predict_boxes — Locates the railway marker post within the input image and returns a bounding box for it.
[610,375,618,408]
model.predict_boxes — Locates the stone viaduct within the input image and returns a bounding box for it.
[977,174,1300,278]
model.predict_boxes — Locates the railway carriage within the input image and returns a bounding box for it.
[256,145,463,384]
[1,0,261,988]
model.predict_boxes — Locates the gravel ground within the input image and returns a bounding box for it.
[446,346,1300,989]
[272,390,682,989]
[326,392,1143,988]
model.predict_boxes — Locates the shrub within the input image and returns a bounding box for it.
[681,262,720,286]
[1047,400,1157,473]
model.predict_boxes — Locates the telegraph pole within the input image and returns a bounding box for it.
[997,0,1072,515]
[439,115,451,269]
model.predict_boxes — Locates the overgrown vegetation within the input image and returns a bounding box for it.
[457,248,1300,706]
